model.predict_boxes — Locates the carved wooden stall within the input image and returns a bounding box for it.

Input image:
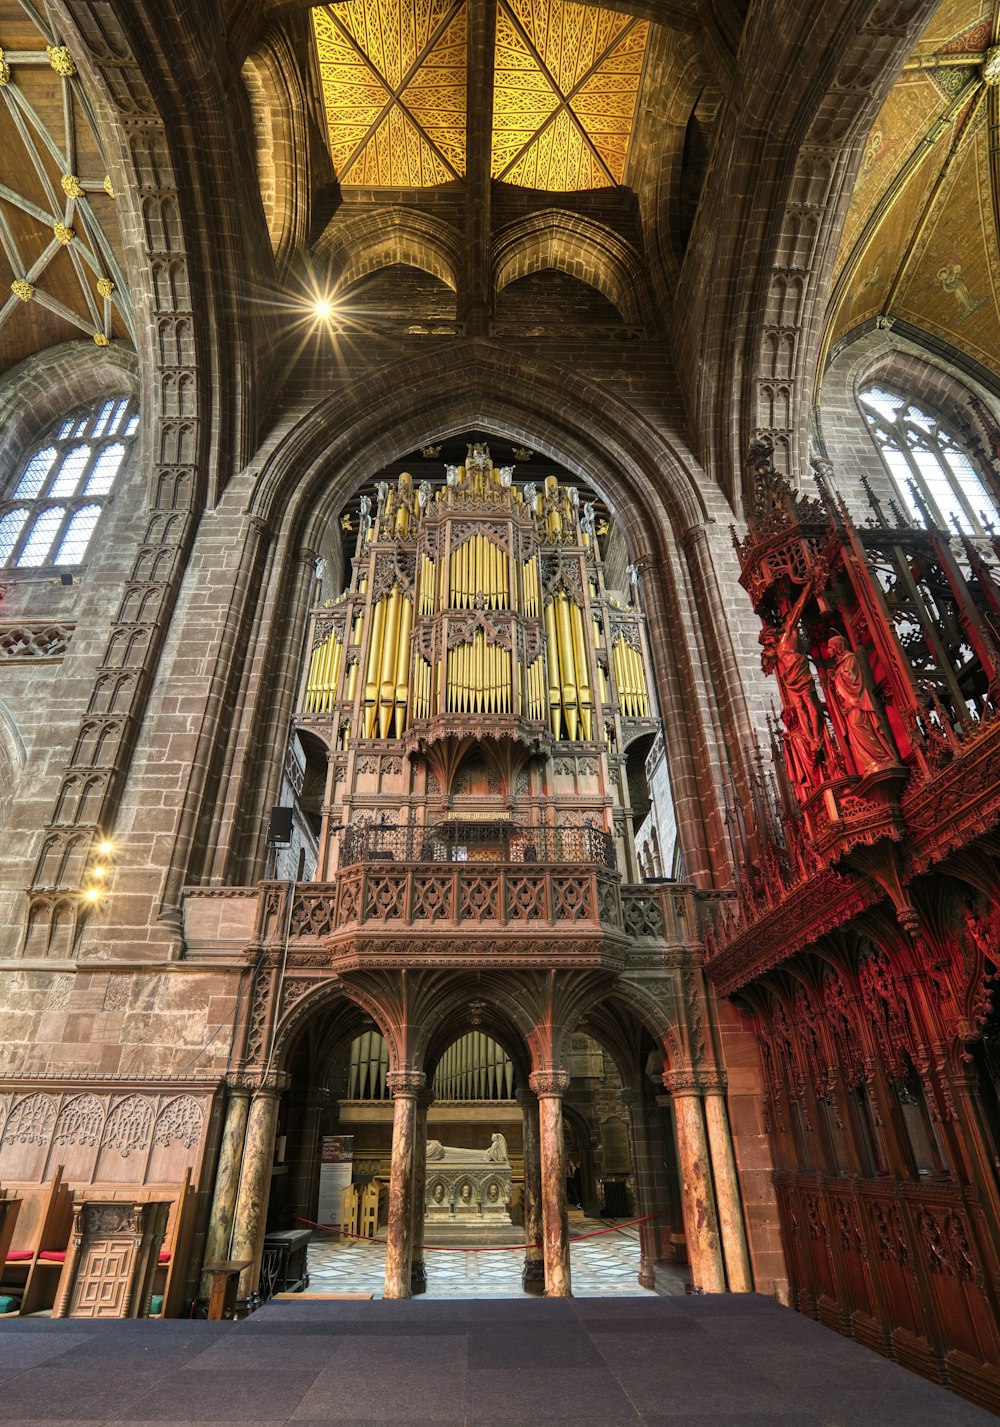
[705,439,1000,1412]
[0,1085,216,1316]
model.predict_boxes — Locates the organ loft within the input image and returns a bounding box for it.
[299,443,654,880]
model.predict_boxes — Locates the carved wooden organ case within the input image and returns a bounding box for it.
[295,445,658,880]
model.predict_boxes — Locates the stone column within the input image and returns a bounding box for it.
[517,1087,545,1294]
[231,1082,284,1301]
[529,1068,572,1297]
[663,1070,726,1293]
[704,1080,753,1292]
[384,1069,425,1300]
[620,1087,658,1290]
[410,1088,434,1294]
[201,1084,253,1293]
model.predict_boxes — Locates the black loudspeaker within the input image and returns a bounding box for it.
[267,806,294,846]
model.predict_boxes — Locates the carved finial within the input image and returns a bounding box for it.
[858,470,888,527]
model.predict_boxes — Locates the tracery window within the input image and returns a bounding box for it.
[0,397,138,570]
[858,385,997,537]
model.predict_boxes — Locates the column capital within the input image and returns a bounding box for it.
[415,1087,435,1110]
[515,1087,538,1107]
[700,1071,729,1095]
[662,1068,706,1097]
[387,1069,426,1097]
[228,1070,289,1097]
[529,1068,570,1098]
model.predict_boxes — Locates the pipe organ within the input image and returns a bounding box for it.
[296,444,659,878]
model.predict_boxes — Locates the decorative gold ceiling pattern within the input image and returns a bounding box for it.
[0,6,132,374]
[311,0,647,190]
[313,0,467,187]
[492,0,648,190]
[826,2,1000,373]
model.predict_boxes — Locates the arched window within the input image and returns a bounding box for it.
[858,385,997,536]
[0,397,138,570]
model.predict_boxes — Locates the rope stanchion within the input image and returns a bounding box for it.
[293,1211,661,1252]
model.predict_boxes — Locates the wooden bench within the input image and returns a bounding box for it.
[0,1168,74,1315]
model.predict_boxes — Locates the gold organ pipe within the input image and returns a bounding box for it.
[570,601,592,740]
[556,592,579,740]
[393,596,412,738]
[347,659,358,703]
[364,596,386,736]
[501,547,509,609]
[378,587,400,739]
[544,600,562,738]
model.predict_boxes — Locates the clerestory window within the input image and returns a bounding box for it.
[0,396,138,570]
[858,385,997,537]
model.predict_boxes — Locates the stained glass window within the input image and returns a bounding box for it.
[859,386,996,537]
[1,397,138,569]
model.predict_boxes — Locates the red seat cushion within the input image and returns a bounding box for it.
[158,1251,171,1264]
[5,1250,32,1261]
[38,1250,66,1262]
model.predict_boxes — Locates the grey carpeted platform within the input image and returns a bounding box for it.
[0,1294,996,1426]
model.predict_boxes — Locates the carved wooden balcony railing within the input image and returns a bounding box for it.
[254,864,627,970]
[338,820,617,870]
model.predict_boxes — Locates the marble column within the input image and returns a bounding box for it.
[517,1087,545,1294]
[620,1087,658,1290]
[384,1069,425,1300]
[231,1084,283,1300]
[410,1088,434,1294]
[663,1071,726,1293]
[704,1084,753,1292]
[529,1068,571,1297]
[201,1084,252,1294]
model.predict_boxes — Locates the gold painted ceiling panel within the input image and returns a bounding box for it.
[313,0,466,187]
[824,1,1000,371]
[312,0,647,191]
[492,0,648,189]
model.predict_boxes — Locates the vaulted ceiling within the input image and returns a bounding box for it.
[0,2,131,374]
[311,0,650,190]
[825,0,1000,373]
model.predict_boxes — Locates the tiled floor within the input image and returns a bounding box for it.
[0,1294,995,1425]
[307,1214,681,1298]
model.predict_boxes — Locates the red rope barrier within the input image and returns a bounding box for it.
[293,1211,661,1252]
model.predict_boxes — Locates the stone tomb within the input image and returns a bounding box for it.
[424,1133,517,1241]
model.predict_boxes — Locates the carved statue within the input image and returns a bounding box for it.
[417,480,432,510]
[497,465,514,488]
[446,464,460,487]
[762,581,825,793]
[826,634,898,775]
[523,482,537,504]
[487,1131,508,1162]
[426,1132,509,1164]
[581,501,596,539]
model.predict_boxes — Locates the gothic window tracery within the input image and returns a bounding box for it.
[0,397,138,570]
[858,385,996,536]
